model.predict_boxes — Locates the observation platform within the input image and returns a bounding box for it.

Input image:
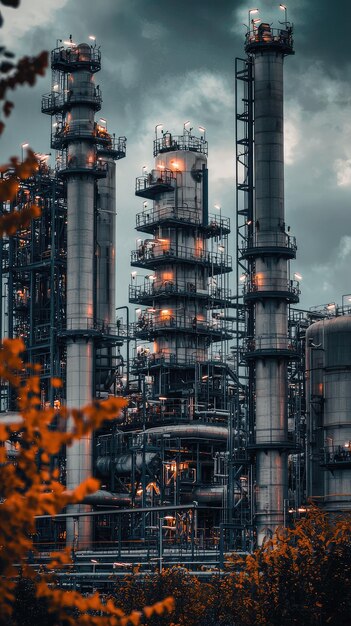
[243,334,299,360]
[56,160,107,178]
[135,170,175,199]
[245,24,294,56]
[131,246,232,276]
[243,278,300,303]
[129,282,231,307]
[153,132,208,157]
[321,447,351,470]
[50,45,101,72]
[42,89,102,115]
[241,233,297,260]
[132,314,232,342]
[135,207,230,237]
[57,318,127,345]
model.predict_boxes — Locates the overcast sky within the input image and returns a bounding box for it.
[1,0,351,312]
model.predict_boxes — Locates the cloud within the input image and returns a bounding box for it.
[1,0,70,49]
[335,159,351,187]
[141,21,167,41]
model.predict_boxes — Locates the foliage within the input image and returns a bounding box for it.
[109,509,351,626]
[111,566,220,626]
[228,507,351,625]
[0,2,175,625]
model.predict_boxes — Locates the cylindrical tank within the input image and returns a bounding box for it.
[306,316,351,512]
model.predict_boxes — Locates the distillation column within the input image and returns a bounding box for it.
[42,42,126,547]
[243,23,298,544]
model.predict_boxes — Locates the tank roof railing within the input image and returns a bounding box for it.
[50,45,101,72]
[153,132,208,157]
[245,24,294,53]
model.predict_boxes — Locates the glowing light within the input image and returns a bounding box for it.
[214,204,221,210]
[199,125,206,134]
[157,164,165,170]
[294,273,302,281]
[239,274,247,282]
[53,84,59,91]
[99,118,107,125]
[279,4,287,10]
[159,396,167,401]
[161,309,169,315]
[89,35,96,41]
[21,142,29,148]
[135,308,141,314]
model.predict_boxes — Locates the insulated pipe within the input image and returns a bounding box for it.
[83,490,141,506]
[143,423,228,441]
[96,452,161,476]
[182,485,241,504]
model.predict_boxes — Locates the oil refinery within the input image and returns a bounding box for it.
[1,15,351,582]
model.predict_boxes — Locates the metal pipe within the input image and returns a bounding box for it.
[96,452,160,476]
[143,424,228,441]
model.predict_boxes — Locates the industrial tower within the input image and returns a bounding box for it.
[127,127,238,540]
[40,41,126,546]
[235,22,300,544]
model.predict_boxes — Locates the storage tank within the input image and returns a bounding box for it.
[306,316,351,512]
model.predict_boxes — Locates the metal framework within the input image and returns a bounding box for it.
[0,161,67,412]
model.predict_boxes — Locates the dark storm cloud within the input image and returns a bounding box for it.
[1,0,351,309]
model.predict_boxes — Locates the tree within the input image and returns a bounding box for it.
[228,507,351,625]
[0,2,174,624]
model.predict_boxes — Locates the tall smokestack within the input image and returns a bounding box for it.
[243,22,298,544]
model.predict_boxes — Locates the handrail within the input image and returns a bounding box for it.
[131,244,232,269]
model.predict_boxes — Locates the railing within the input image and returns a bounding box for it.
[135,206,230,232]
[132,312,232,337]
[245,26,293,50]
[135,169,175,194]
[51,45,101,70]
[133,353,198,369]
[129,281,231,302]
[242,233,297,252]
[55,156,108,175]
[322,445,351,466]
[153,133,208,157]
[243,334,297,353]
[243,277,300,296]
[97,135,127,158]
[42,88,102,113]
[59,317,128,336]
[131,244,232,270]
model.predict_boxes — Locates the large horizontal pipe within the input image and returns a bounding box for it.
[182,485,240,504]
[144,424,228,441]
[96,452,160,477]
[83,490,141,506]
